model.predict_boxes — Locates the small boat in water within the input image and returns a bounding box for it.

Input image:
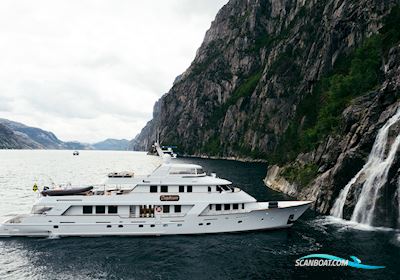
[0,143,312,237]
[73,151,79,156]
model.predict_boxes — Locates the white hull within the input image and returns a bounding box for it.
[0,202,310,237]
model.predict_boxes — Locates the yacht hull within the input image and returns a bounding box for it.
[0,201,311,237]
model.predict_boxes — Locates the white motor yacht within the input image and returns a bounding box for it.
[0,144,312,237]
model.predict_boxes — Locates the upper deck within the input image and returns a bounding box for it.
[105,162,232,186]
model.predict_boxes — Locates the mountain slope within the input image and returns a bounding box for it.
[132,0,400,227]
[0,119,128,150]
[92,138,129,151]
[0,118,65,149]
[0,123,26,149]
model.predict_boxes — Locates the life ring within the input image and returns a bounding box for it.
[155,206,162,213]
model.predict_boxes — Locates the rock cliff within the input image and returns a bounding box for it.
[132,0,400,227]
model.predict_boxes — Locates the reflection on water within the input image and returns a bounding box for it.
[0,151,399,279]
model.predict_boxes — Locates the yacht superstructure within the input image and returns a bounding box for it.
[0,144,312,237]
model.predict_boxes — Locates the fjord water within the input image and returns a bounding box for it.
[0,151,399,280]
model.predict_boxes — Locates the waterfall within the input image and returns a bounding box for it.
[330,107,400,226]
[397,177,400,227]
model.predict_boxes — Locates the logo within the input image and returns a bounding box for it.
[295,254,385,270]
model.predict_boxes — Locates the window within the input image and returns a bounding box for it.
[161,185,168,193]
[150,185,157,193]
[108,205,118,214]
[107,225,112,228]
[83,206,92,214]
[224,204,230,210]
[216,204,221,211]
[163,205,170,213]
[196,168,204,174]
[233,204,238,210]
[242,203,245,209]
[174,205,181,213]
[222,185,230,191]
[216,186,222,193]
[150,224,155,227]
[209,204,212,210]
[187,185,192,192]
[179,185,184,192]
[208,186,211,192]
[139,224,143,228]
[96,205,105,214]
[118,225,123,228]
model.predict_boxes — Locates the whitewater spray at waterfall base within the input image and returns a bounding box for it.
[330,108,400,227]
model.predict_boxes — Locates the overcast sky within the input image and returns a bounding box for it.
[0,0,228,143]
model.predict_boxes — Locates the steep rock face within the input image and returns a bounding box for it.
[265,44,400,228]
[129,98,162,151]
[134,0,397,158]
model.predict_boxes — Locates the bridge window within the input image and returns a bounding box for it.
[216,204,221,211]
[83,206,92,214]
[224,204,230,210]
[108,205,118,214]
[187,185,192,192]
[233,204,238,210]
[161,185,168,193]
[196,168,204,174]
[222,185,230,191]
[96,206,105,214]
[150,185,157,193]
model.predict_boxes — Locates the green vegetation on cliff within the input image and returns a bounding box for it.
[208,69,262,126]
[270,6,400,165]
[282,163,318,187]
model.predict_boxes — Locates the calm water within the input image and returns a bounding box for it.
[0,150,399,280]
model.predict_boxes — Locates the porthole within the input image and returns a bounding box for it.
[238,221,242,224]
[206,223,211,225]
[53,225,59,229]
[198,223,203,226]
[118,225,123,228]
[177,224,182,227]
[139,225,143,228]
[150,225,155,227]
[107,225,112,228]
